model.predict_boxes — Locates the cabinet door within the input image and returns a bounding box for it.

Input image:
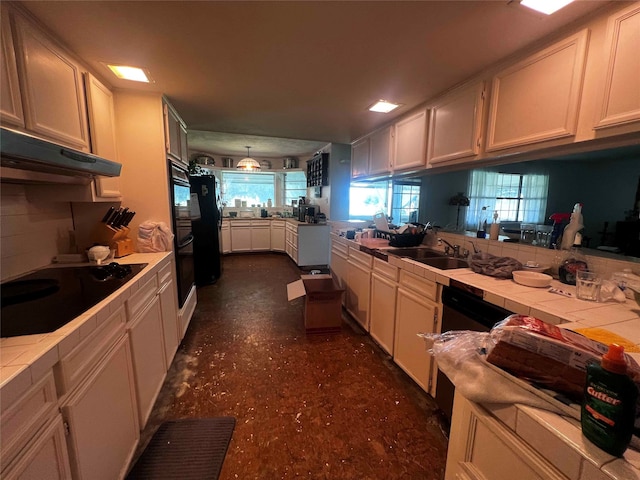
[231,226,252,252]
[330,242,348,291]
[251,227,271,251]
[445,393,567,480]
[393,109,427,171]
[179,123,188,164]
[3,414,72,480]
[393,287,436,392]
[163,102,182,163]
[369,126,393,175]
[221,224,231,254]
[270,226,285,252]
[369,273,397,355]
[61,336,139,480]
[486,29,589,152]
[346,259,371,331]
[159,278,179,367]
[84,73,122,199]
[0,9,24,127]
[13,12,89,150]
[594,3,640,130]
[427,82,485,165]
[351,136,370,179]
[128,296,166,428]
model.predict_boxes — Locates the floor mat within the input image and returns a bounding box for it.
[126,417,236,480]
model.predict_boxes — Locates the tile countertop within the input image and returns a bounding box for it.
[0,252,172,408]
[333,233,640,479]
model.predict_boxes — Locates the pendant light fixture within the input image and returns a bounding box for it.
[236,146,261,171]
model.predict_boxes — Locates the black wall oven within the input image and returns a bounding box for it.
[169,162,197,307]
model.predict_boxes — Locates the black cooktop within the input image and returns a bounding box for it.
[1,262,147,338]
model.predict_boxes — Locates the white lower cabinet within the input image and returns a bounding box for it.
[446,392,567,480]
[221,221,231,254]
[159,277,179,366]
[330,239,348,305]
[250,221,271,251]
[61,335,139,480]
[270,220,285,252]
[345,248,372,331]
[393,271,439,393]
[230,221,252,252]
[3,414,71,480]
[127,294,166,429]
[369,258,398,355]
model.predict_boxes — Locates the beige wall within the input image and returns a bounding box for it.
[0,184,74,280]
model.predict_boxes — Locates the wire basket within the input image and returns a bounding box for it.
[375,230,426,247]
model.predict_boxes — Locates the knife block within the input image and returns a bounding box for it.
[92,223,133,258]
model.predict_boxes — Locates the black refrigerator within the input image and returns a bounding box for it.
[189,174,222,285]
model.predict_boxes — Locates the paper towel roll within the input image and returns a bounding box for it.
[489,223,500,240]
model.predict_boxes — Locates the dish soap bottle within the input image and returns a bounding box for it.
[581,344,638,457]
[558,232,588,285]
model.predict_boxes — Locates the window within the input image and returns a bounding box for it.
[283,171,306,206]
[391,181,420,224]
[220,171,276,207]
[349,179,421,224]
[466,170,549,230]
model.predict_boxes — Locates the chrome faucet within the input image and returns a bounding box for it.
[439,238,460,258]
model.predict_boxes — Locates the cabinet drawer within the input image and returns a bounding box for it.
[54,307,126,396]
[331,241,348,257]
[348,247,373,268]
[373,257,398,281]
[127,275,159,320]
[0,371,58,472]
[158,261,172,285]
[399,270,438,301]
[232,220,252,228]
[250,220,270,227]
[271,220,285,228]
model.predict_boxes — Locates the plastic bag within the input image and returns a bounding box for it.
[469,252,522,278]
[137,221,174,253]
[420,330,569,413]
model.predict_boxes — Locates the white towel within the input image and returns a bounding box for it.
[137,221,174,253]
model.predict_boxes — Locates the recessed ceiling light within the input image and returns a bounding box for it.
[368,100,401,113]
[520,0,575,15]
[106,64,151,83]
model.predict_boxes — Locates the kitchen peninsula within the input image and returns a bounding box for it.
[329,228,640,480]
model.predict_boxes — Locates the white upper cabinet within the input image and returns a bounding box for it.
[12,10,90,151]
[486,29,589,152]
[163,98,188,167]
[594,3,640,130]
[368,125,394,176]
[427,81,485,166]
[84,72,122,199]
[0,10,24,128]
[351,136,370,179]
[393,108,428,171]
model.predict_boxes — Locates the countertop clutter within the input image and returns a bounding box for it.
[331,231,640,480]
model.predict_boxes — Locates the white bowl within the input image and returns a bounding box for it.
[512,270,552,288]
[522,263,551,273]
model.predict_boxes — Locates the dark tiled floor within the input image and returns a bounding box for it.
[140,253,448,479]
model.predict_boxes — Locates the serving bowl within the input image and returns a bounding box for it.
[512,270,552,288]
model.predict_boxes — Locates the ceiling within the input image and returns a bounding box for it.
[20,0,614,160]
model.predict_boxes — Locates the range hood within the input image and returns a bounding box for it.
[1,127,122,185]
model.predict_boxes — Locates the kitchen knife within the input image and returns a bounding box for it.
[108,208,124,228]
[101,206,115,223]
[122,211,136,227]
[113,208,129,228]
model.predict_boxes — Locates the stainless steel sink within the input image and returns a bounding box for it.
[387,247,446,260]
[415,257,469,270]
[386,247,469,270]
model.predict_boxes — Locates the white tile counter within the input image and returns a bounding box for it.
[333,233,640,479]
[0,252,172,408]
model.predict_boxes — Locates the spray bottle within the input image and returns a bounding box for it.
[560,203,584,250]
[581,344,638,457]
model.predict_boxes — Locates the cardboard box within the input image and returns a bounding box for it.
[287,274,344,332]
